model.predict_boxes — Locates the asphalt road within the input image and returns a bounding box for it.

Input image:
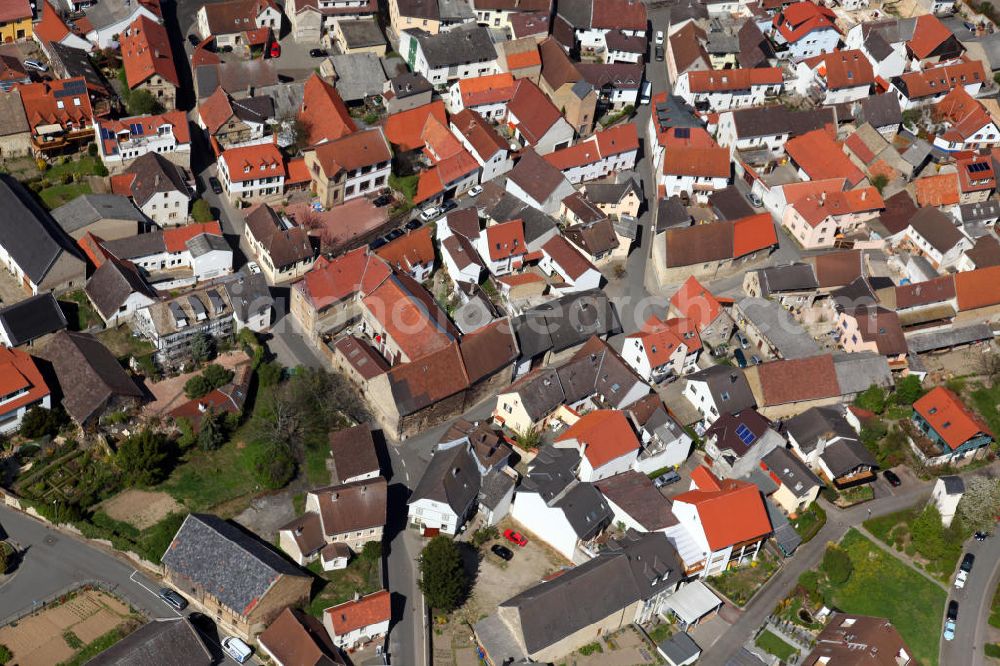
[942,523,1000,666]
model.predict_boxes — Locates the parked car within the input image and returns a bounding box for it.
[975,531,989,541]
[734,348,748,368]
[503,529,528,547]
[309,48,328,57]
[187,34,200,46]
[655,30,664,45]
[746,191,763,208]
[373,193,393,207]
[468,184,483,197]
[947,600,959,621]
[386,228,404,241]
[245,261,261,275]
[369,237,388,250]
[955,569,968,589]
[884,470,902,487]
[750,355,761,365]
[208,176,223,195]
[404,219,421,231]
[491,544,514,561]
[654,45,664,61]
[222,636,253,664]
[269,41,281,58]
[419,205,440,222]
[654,470,681,488]
[960,553,975,572]
[736,332,749,349]
[158,588,188,611]
[944,618,956,641]
[439,200,458,214]
[23,59,48,73]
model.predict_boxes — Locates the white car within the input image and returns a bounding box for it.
[419,205,440,222]
[245,261,261,275]
[23,59,48,73]
[954,569,968,589]
[655,31,664,45]
[468,184,483,197]
[222,636,253,663]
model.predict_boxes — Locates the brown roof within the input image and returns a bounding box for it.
[539,36,583,90]
[561,191,606,224]
[201,0,278,35]
[459,318,519,384]
[375,226,435,273]
[328,424,379,483]
[508,149,569,204]
[311,128,391,175]
[385,343,470,416]
[564,218,620,257]
[332,335,389,381]
[908,206,965,254]
[314,477,388,536]
[669,22,709,75]
[259,608,345,666]
[278,512,325,557]
[757,355,840,406]
[811,249,863,288]
[877,190,918,236]
[506,78,563,145]
[542,234,597,279]
[442,234,484,271]
[245,204,314,270]
[806,613,915,666]
[662,146,730,178]
[847,306,907,356]
[665,222,733,266]
[894,274,955,309]
[965,235,1000,269]
[594,471,678,530]
[450,108,507,159]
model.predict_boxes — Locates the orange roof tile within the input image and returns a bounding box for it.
[299,248,391,310]
[792,187,884,227]
[450,108,507,159]
[459,72,516,107]
[908,14,955,60]
[286,156,310,185]
[221,142,285,183]
[384,100,447,152]
[785,129,865,186]
[110,173,136,197]
[506,78,563,145]
[955,265,1000,311]
[18,78,93,132]
[758,355,840,405]
[34,1,72,43]
[199,87,235,135]
[674,466,771,550]
[163,222,223,253]
[506,48,541,70]
[312,128,392,176]
[121,15,179,88]
[413,167,444,205]
[362,273,457,360]
[628,315,702,367]
[325,590,391,636]
[935,86,995,144]
[77,233,110,268]
[804,50,874,90]
[774,1,839,43]
[0,347,49,416]
[556,410,641,469]
[300,73,356,145]
[896,58,985,101]
[662,145,730,178]
[0,0,30,23]
[485,219,526,260]
[686,67,783,92]
[97,110,191,157]
[914,172,960,207]
[375,226,434,272]
[670,276,723,330]
[914,386,992,449]
[733,213,778,257]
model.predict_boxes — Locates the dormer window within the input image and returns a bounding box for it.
[57,100,64,109]
[244,165,251,174]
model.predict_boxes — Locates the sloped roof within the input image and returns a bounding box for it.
[121,15,179,88]
[0,293,66,347]
[556,410,640,469]
[300,73,356,145]
[674,466,771,550]
[914,385,992,449]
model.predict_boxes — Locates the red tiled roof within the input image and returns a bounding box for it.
[844,132,876,164]
[674,466,771,550]
[543,124,638,171]
[312,128,391,175]
[413,168,443,205]
[0,347,49,417]
[935,86,995,144]
[199,87,235,135]
[362,273,457,360]
[34,1,71,43]
[957,155,995,194]
[300,73,356,145]
[77,233,110,268]
[628,314,702,366]
[384,100,447,152]
[774,1,839,43]
[670,276,723,330]
[914,386,992,449]
[686,67,783,92]
[299,248,391,310]
[541,234,595,280]
[191,37,221,67]
[955,265,1000,311]
[792,188,884,227]
[450,108,507,160]
[785,129,865,187]
[17,78,93,132]
[506,47,541,70]
[221,141,286,183]
[485,219,526,261]
[591,0,647,31]
[121,15,179,88]
[325,590,390,637]
[375,226,434,272]
[97,110,191,157]
[0,0,30,23]
[506,78,562,146]
[908,14,955,60]
[662,145,730,178]
[459,73,516,107]
[163,222,223,253]
[732,213,778,257]
[804,50,874,90]
[556,409,641,469]
[286,156,310,185]
[757,355,840,405]
[896,58,985,101]
[914,173,960,207]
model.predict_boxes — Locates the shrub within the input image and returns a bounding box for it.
[0,643,11,664]
[257,361,283,388]
[854,385,888,414]
[20,406,69,439]
[985,643,1000,659]
[579,642,603,656]
[360,540,382,562]
[94,161,109,177]
[191,199,213,222]
[821,545,853,585]
[115,430,174,486]
[418,536,468,612]
[248,441,295,490]
[893,375,925,405]
[183,374,212,399]
[472,525,499,548]
[202,363,234,388]
[88,143,98,156]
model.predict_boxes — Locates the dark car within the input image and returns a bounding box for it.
[208,176,223,195]
[369,237,388,250]
[884,470,902,487]
[975,531,989,541]
[734,348,747,368]
[187,34,200,46]
[947,600,959,621]
[439,200,458,214]
[655,45,664,61]
[386,228,404,241]
[158,588,188,611]
[373,193,393,207]
[961,553,975,573]
[405,219,422,231]
[491,544,514,561]
[309,48,328,57]
[654,470,681,488]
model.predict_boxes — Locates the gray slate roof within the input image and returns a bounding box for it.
[820,438,878,477]
[84,258,157,320]
[161,514,309,615]
[512,289,621,358]
[88,618,213,666]
[408,443,481,515]
[940,475,964,494]
[765,498,802,555]
[907,323,993,354]
[854,94,902,129]
[124,152,191,208]
[687,365,756,415]
[658,632,701,665]
[51,194,146,235]
[761,447,821,498]
[330,53,389,102]
[187,233,231,258]
[409,23,496,68]
[757,263,819,296]
[0,89,28,137]
[0,293,67,346]
[784,406,856,454]
[0,175,81,285]
[102,232,167,260]
[737,297,821,360]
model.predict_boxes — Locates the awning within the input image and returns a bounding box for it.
[664,581,722,625]
[35,124,63,135]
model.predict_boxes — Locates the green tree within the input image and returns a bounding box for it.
[117,67,129,100]
[202,364,233,388]
[191,199,213,222]
[893,375,925,405]
[20,406,69,439]
[871,173,889,194]
[0,642,11,664]
[515,426,542,450]
[94,160,109,177]
[197,411,227,451]
[248,441,295,489]
[116,429,173,486]
[126,89,162,116]
[360,540,382,562]
[958,476,1000,532]
[257,361,283,388]
[189,331,215,364]
[821,545,853,585]
[418,536,467,612]
[176,417,197,449]
[183,374,212,399]
[854,385,887,414]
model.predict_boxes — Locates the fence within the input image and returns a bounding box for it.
[0,578,119,628]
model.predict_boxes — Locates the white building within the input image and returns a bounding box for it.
[196,0,283,48]
[542,124,639,184]
[96,111,192,173]
[322,590,390,651]
[398,23,498,87]
[449,109,513,182]
[218,142,286,203]
[674,68,783,112]
[622,316,700,383]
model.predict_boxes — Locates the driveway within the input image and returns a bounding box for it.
[942,523,1000,666]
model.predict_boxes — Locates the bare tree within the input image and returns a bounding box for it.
[970,349,1000,384]
[957,476,1000,532]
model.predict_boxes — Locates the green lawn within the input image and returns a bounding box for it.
[96,326,155,360]
[39,182,92,209]
[825,529,946,666]
[307,556,382,616]
[990,579,1000,629]
[57,625,136,666]
[157,433,262,514]
[46,156,100,180]
[791,502,826,543]
[863,506,966,581]
[838,484,874,506]
[755,629,797,662]
[60,290,102,330]
[970,384,1000,440]
[709,550,779,606]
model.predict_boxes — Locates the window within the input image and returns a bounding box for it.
[929,407,938,414]
[942,421,952,428]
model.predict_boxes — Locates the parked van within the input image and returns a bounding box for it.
[734,348,747,368]
[222,636,253,664]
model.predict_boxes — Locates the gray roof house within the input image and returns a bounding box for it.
[0,89,30,157]
[84,257,158,327]
[0,175,86,294]
[88,618,213,666]
[324,53,388,103]
[161,514,312,640]
[0,293,67,348]
[123,152,192,211]
[476,530,683,664]
[512,289,622,359]
[51,193,147,242]
[683,365,756,424]
[657,631,702,666]
[735,297,821,360]
[401,23,497,79]
[407,441,482,535]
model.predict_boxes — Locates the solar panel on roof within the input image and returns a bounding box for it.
[675,127,690,138]
[100,127,113,140]
[130,123,144,135]
[735,423,756,446]
[969,162,990,173]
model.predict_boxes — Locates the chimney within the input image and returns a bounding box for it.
[730,373,738,383]
[198,403,207,412]
[861,190,867,200]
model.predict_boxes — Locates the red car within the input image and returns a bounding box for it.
[504,529,528,547]
[269,41,281,58]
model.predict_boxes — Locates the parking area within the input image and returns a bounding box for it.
[285,197,390,252]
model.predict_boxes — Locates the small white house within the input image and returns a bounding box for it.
[931,476,964,528]
[323,590,391,650]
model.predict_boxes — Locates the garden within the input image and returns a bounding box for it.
[27,153,109,210]
[754,629,798,662]
[791,503,826,542]
[60,291,102,331]
[708,548,780,607]
[852,377,927,469]
[863,504,967,582]
[306,543,383,617]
